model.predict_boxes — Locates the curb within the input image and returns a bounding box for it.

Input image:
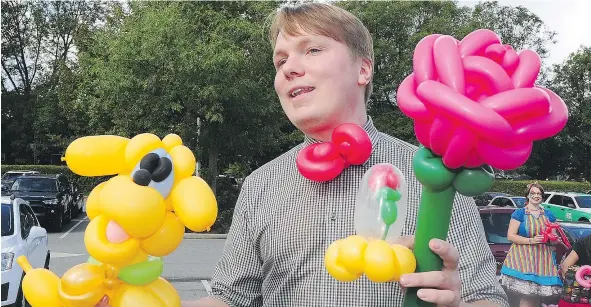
[183,233,227,239]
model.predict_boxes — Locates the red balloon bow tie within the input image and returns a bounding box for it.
[296,123,372,182]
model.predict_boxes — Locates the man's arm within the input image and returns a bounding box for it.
[182,177,263,307]
[452,195,509,307]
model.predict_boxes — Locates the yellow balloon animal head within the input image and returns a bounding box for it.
[62,133,218,268]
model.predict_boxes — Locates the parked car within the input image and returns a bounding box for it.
[9,174,73,231]
[1,195,50,307]
[488,196,527,208]
[558,221,591,244]
[479,206,516,275]
[542,192,591,222]
[1,171,39,194]
[474,192,511,207]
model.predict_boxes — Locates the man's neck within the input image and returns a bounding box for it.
[306,112,368,142]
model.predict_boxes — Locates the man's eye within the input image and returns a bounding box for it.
[276,59,286,67]
[308,48,321,54]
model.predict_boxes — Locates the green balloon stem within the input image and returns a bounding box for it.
[382,224,391,240]
[402,146,495,307]
[402,186,456,307]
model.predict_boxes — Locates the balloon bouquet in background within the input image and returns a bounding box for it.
[395,28,569,307]
[16,133,218,307]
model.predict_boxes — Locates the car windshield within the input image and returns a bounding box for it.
[11,178,57,192]
[576,196,591,208]
[512,197,527,208]
[563,226,591,241]
[481,212,512,244]
[1,204,13,236]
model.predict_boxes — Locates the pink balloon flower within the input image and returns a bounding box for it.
[396,29,568,170]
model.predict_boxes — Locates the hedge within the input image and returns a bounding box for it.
[2,165,110,194]
[490,180,591,196]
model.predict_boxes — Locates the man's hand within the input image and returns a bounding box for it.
[396,236,461,307]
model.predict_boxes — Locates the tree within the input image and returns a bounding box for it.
[1,0,111,163]
[75,1,295,193]
[335,1,557,146]
[546,47,591,180]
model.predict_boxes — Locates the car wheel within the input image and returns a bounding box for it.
[579,218,589,223]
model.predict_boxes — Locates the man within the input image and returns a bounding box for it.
[183,3,508,307]
[98,2,508,307]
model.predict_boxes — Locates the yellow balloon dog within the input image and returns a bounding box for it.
[17,133,218,307]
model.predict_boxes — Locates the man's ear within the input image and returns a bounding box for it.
[358,57,373,86]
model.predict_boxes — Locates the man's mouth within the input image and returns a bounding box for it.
[289,86,315,98]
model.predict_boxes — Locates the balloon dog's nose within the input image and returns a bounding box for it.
[133,153,173,186]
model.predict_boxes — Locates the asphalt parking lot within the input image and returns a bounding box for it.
[46,209,226,302]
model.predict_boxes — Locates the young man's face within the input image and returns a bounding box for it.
[273,28,371,137]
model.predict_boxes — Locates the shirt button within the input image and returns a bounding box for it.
[330,212,336,221]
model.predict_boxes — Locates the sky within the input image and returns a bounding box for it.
[459,0,591,66]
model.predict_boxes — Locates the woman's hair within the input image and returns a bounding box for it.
[524,181,544,203]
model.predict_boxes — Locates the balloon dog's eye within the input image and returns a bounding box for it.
[131,148,174,199]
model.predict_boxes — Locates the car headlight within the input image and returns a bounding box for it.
[2,252,14,271]
[43,199,58,205]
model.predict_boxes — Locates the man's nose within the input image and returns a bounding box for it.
[282,57,304,79]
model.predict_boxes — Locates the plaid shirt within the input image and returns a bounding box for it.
[209,117,509,307]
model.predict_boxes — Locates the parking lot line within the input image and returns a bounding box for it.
[201,280,212,295]
[59,216,88,239]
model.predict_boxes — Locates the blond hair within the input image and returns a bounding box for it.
[267,2,374,103]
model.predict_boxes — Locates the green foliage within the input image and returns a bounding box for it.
[490,180,591,196]
[1,165,110,194]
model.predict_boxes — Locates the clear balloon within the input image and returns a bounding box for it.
[325,164,416,283]
[19,133,218,307]
[355,163,408,243]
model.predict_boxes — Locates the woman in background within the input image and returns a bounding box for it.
[500,182,563,307]
[558,234,591,307]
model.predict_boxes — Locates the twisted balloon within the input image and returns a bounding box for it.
[397,29,569,170]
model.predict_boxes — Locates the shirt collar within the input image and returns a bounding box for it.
[302,116,382,149]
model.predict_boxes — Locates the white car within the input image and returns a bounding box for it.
[488,196,527,208]
[1,196,50,307]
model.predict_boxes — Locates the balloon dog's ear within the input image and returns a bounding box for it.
[62,135,130,176]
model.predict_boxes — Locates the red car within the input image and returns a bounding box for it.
[479,206,570,275]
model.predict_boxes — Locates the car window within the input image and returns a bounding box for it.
[563,226,591,242]
[544,193,552,202]
[1,204,13,236]
[501,198,513,207]
[1,173,22,180]
[548,195,563,206]
[20,203,37,239]
[575,196,591,208]
[23,205,39,226]
[563,197,576,208]
[11,178,58,192]
[491,198,502,206]
[481,212,511,244]
[512,197,526,208]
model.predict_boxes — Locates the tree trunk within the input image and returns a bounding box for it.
[208,142,219,195]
